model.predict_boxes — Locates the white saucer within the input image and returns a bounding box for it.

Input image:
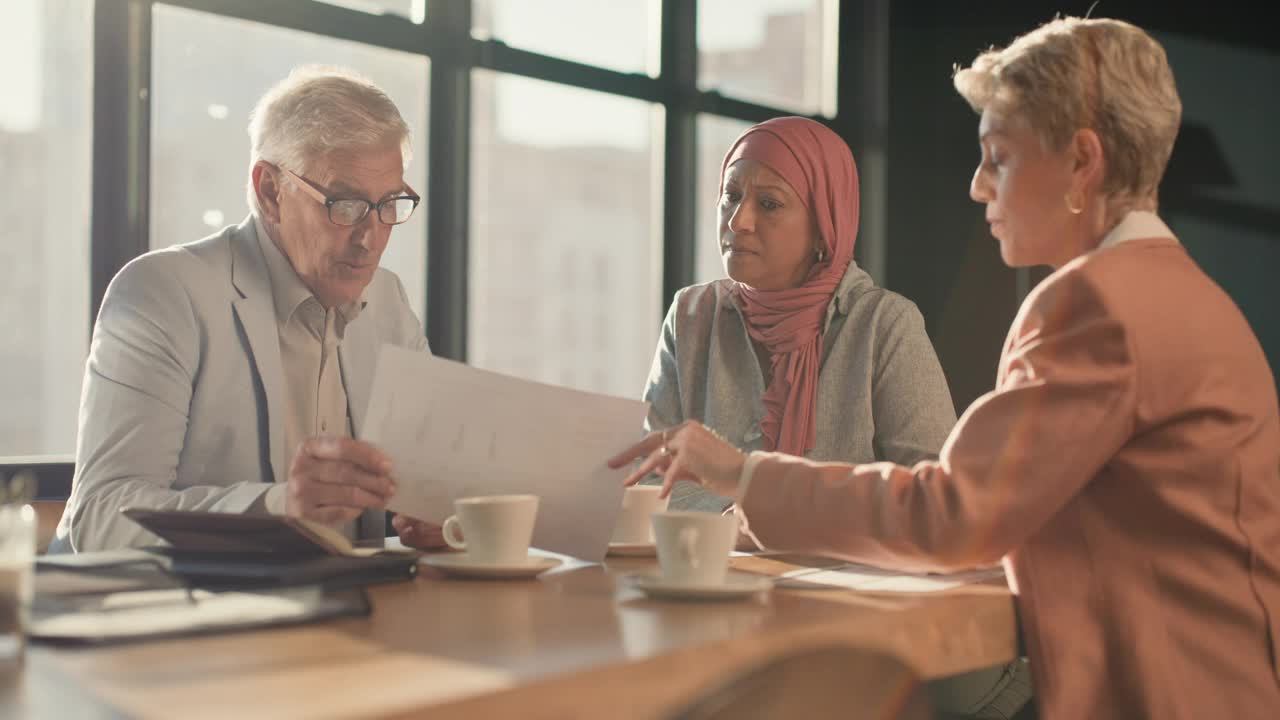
[607,541,658,558]
[422,554,563,580]
[626,572,773,601]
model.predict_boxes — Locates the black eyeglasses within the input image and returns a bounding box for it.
[282,167,420,226]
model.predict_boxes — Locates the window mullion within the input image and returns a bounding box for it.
[423,0,472,360]
[91,0,152,328]
[660,0,697,313]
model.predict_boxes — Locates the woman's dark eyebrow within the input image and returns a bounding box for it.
[751,183,787,194]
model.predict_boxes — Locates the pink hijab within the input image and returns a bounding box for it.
[721,117,860,456]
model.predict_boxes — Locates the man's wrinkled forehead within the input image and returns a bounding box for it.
[311,148,408,200]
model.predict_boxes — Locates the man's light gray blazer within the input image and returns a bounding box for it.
[52,216,429,552]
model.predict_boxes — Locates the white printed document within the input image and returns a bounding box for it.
[777,563,1006,593]
[362,346,648,562]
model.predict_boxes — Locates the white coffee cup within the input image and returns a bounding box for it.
[610,485,669,545]
[442,494,539,565]
[651,511,739,586]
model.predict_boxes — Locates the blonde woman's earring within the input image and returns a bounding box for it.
[1065,192,1085,215]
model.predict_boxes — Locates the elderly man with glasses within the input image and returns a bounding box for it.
[53,66,440,552]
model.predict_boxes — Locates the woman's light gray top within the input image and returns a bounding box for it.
[643,262,957,511]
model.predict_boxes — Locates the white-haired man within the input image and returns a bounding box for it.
[54,66,439,551]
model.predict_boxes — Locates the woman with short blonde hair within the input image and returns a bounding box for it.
[954,16,1181,212]
[612,17,1280,719]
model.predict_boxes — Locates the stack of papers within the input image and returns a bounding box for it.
[776,563,1006,593]
[31,586,365,643]
[32,550,371,644]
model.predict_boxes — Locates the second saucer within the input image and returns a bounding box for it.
[606,541,658,558]
[625,571,773,601]
[423,554,562,580]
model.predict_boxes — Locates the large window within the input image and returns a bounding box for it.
[697,0,838,116]
[2,0,845,464]
[310,0,425,23]
[473,0,660,76]
[469,71,663,397]
[150,4,430,319]
[0,0,93,456]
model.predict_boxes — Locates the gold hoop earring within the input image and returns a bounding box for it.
[1065,192,1085,215]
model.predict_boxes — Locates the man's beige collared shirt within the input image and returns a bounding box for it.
[255,217,365,533]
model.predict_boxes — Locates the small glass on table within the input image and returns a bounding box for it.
[0,473,37,666]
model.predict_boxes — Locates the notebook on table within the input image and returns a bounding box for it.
[121,508,419,591]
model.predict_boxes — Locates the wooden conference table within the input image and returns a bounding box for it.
[2,552,1017,719]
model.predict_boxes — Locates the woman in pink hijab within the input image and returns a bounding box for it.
[641,116,958,513]
[636,117,1030,716]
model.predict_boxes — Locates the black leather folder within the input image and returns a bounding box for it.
[150,548,418,590]
[122,508,419,590]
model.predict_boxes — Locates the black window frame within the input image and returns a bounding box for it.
[91,0,877,359]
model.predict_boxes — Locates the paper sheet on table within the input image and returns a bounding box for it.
[779,563,1005,593]
[362,346,648,562]
[30,586,366,642]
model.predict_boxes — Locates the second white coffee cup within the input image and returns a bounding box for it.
[651,511,739,586]
[610,485,669,545]
[442,494,539,565]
